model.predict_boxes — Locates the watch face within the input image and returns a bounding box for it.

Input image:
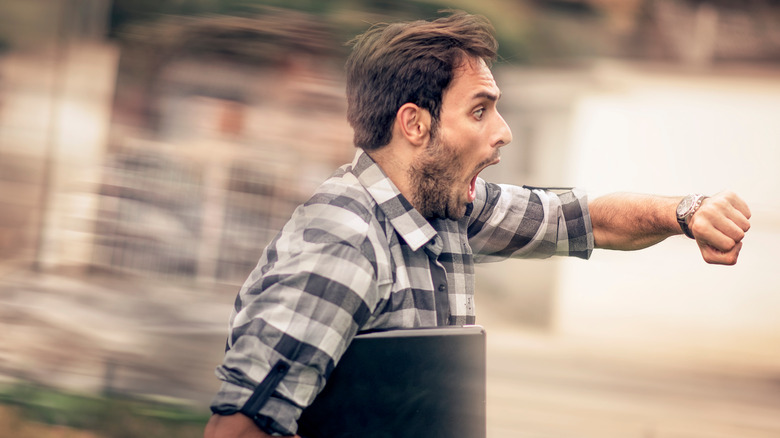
[677,195,694,217]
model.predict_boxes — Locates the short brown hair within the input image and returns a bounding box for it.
[345,11,498,151]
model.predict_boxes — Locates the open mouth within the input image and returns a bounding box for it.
[467,154,501,203]
[468,174,478,203]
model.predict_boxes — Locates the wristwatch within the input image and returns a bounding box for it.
[676,193,708,239]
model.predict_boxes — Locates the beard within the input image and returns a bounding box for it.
[408,136,468,220]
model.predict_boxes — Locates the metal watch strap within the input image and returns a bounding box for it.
[678,194,707,239]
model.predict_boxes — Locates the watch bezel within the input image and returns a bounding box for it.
[677,194,707,239]
[676,196,695,218]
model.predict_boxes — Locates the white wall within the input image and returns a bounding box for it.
[558,63,780,357]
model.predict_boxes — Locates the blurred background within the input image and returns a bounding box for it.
[1,0,779,437]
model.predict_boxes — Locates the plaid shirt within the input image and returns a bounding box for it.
[210,150,593,435]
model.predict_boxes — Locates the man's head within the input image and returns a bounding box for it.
[408,56,510,219]
[346,11,498,151]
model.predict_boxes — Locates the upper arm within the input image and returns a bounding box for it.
[467,180,593,261]
[213,202,387,435]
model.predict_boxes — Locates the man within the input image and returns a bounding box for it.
[204,11,751,438]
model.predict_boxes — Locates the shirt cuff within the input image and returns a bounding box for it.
[210,378,302,436]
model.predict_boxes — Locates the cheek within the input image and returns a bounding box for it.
[437,123,483,169]
[457,124,486,152]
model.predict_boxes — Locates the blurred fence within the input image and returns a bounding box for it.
[91,143,308,285]
[0,153,39,262]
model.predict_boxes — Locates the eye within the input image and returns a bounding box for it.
[473,108,485,120]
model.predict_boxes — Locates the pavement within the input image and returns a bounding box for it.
[483,327,780,438]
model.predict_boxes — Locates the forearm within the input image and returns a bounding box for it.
[210,238,381,435]
[589,193,681,250]
[589,191,751,264]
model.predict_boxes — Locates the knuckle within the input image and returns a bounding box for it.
[711,196,728,209]
[719,190,736,202]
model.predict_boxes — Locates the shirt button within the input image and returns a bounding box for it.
[438,284,446,292]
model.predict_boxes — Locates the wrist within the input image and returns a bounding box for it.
[676,193,708,239]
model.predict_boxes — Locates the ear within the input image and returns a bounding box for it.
[395,103,431,147]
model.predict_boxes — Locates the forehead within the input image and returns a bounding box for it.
[443,57,500,103]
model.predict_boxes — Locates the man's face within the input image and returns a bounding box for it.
[409,57,512,220]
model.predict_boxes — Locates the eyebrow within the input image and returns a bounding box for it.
[472,91,501,102]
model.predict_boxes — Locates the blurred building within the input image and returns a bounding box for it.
[1,4,780,426]
[0,0,117,273]
[0,0,779,364]
[0,4,355,288]
[92,9,353,285]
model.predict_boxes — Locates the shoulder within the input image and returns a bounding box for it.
[258,169,391,283]
[285,168,381,251]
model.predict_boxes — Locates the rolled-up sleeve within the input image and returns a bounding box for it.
[210,207,382,435]
[467,179,594,263]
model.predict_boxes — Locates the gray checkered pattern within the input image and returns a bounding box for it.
[210,150,594,435]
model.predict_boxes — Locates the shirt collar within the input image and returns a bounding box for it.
[350,150,438,251]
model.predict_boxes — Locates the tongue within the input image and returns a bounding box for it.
[468,175,477,203]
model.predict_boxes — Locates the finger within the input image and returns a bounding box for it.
[700,232,737,254]
[690,216,738,251]
[720,191,752,220]
[692,199,750,247]
[699,241,742,266]
[730,209,751,234]
[705,192,752,228]
[700,242,740,266]
[719,197,751,233]
[707,211,748,244]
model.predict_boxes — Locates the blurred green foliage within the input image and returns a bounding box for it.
[0,0,616,65]
[0,383,209,438]
[108,0,546,63]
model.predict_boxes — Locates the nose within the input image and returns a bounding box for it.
[493,112,512,148]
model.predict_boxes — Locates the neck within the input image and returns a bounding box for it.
[366,145,416,206]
